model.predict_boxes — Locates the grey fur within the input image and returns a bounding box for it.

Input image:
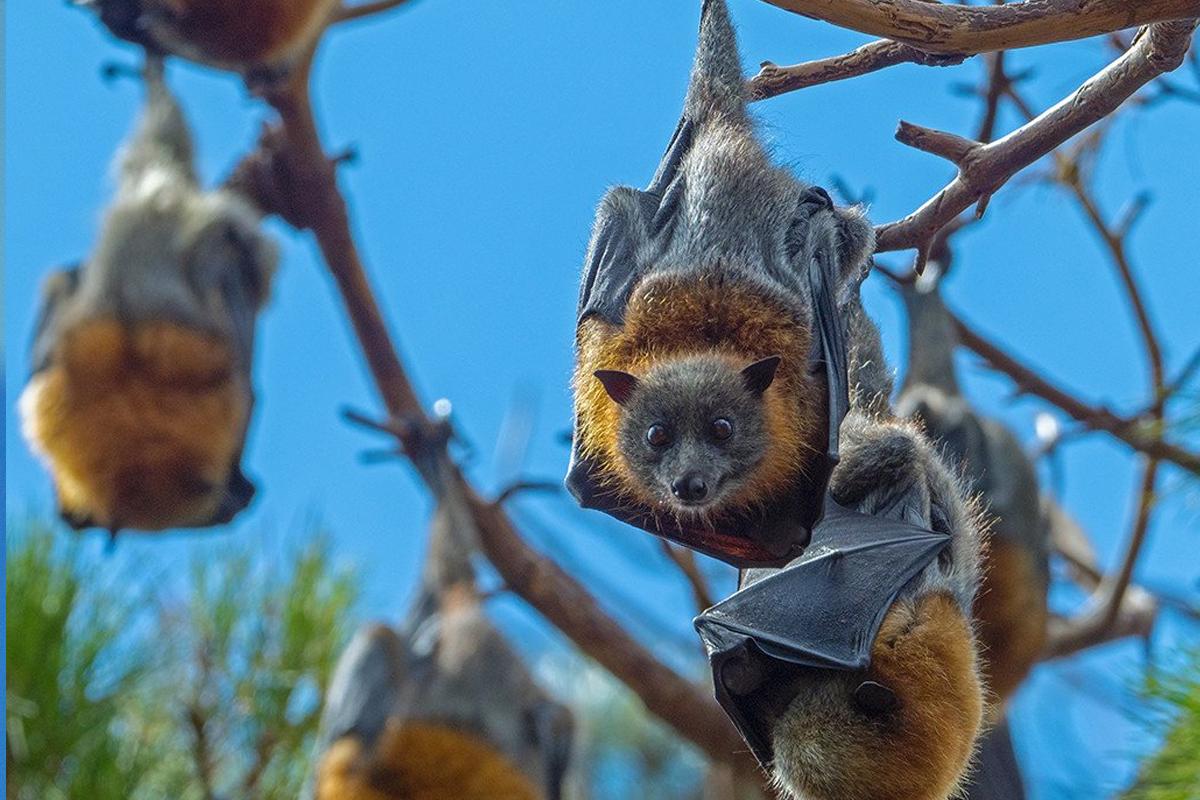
[614,354,776,517]
[34,60,277,376]
[592,4,986,797]
[895,268,1050,575]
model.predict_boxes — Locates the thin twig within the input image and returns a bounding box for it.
[660,542,717,613]
[1043,459,1162,658]
[759,0,1200,55]
[875,21,1199,259]
[951,314,1200,475]
[334,0,416,24]
[228,39,757,779]
[749,40,968,100]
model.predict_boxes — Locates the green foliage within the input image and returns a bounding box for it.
[1125,648,1200,800]
[6,523,155,800]
[5,521,360,800]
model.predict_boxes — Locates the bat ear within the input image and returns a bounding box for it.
[594,370,640,406]
[741,356,782,396]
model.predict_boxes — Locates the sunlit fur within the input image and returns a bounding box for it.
[19,318,247,530]
[137,0,339,69]
[974,537,1049,712]
[316,723,541,800]
[771,593,984,800]
[574,273,823,518]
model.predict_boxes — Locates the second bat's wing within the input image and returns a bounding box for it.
[694,500,950,764]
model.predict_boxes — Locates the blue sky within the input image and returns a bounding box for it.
[5,2,1199,797]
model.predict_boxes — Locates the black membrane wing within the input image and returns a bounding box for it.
[576,118,694,326]
[693,501,950,765]
[29,264,82,377]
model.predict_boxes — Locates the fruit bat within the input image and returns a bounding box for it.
[696,407,986,800]
[79,0,339,80]
[566,0,871,569]
[895,264,1051,708]
[19,61,277,533]
[307,481,574,800]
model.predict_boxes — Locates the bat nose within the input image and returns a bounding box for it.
[672,473,708,502]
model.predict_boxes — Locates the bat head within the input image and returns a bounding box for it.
[595,354,781,519]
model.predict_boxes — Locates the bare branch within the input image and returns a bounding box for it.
[875,20,1199,257]
[334,0,416,24]
[465,491,755,775]
[749,40,968,100]
[760,0,1200,55]
[1043,459,1162,659]
[230,51,757,779]
[950,313,1200,475]
[660,541,717,614]
[895,120,980,165]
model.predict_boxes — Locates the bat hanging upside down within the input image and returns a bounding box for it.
[309,492,574,800]
[78,0,340,81]
[19,60,277,533]
[570,2,987,798]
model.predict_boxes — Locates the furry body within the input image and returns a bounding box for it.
[19,64,276,532]
[85,0,338,74]
[21,320,248,530]
[574,4,987,798]
[896,274,1051,711]
[317,723,541,800]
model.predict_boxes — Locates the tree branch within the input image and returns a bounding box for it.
[1043,459,1162,659]
[951,313,1200,475]
[660,541,717,613]
[749,39,968,100]
[334,0,417,24]
[875,20,1199,258]
[759,0,1200,55]
[229,42,756,779]
[1005,87,1168,402]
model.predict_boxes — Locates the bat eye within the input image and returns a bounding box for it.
[853,680,899,718]
[646,424,671,448]
[710,418,733,441]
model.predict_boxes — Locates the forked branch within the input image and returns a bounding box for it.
[876,20,1199,258]
[760,0,1200,55]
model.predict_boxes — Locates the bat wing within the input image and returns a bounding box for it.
[693,501,949,764]
[29,265,82,377]
[303,623,407,800]
[575,117,693,327]
[567,153,851,568]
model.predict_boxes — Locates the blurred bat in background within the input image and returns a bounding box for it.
[19,59,276,534]
[77,0,339,82]
[895,264,1052,714]
[308,470,573,800]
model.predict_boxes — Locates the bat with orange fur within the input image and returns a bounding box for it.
[307,486,574,800]
[19,60,276,534]
[79,0,339,81]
